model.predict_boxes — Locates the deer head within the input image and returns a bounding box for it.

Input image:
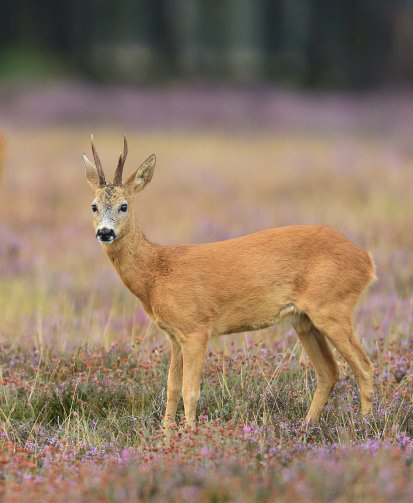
[83,135,156,244]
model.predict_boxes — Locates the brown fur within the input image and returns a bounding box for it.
[0,134,5,182]
[84,138,376,427]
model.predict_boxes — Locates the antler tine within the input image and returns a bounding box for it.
[113,135,128,186]
[90,135,106,187]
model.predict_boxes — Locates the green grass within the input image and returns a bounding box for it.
[0,128,412,501]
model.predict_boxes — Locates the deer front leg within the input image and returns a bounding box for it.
[182,333,208,428]
[164,338,183,428]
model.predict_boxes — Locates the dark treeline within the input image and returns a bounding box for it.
[0,0,412,88]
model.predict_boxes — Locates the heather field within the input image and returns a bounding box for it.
[1,91,413,501]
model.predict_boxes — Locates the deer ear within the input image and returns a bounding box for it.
[83,154,99,191]
[125,154,156,194]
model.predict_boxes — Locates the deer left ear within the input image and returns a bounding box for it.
[125,154,156,194]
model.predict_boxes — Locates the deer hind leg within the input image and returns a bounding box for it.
[294,315,339,423]
[181,332,209,428]
[310,313,374,416]
[299,341,348,375]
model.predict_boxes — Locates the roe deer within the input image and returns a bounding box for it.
[0,134,5,183]
[83,136,376,427]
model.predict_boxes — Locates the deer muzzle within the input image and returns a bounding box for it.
[96,227,116,244]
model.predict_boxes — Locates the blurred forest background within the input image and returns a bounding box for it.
[2,6,413,501]
[1,0,413,88]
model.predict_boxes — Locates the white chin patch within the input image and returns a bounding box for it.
[97,236,115,244]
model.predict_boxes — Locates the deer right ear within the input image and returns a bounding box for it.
[83,154,100,191]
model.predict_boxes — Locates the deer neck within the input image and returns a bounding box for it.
[103,223,158,312]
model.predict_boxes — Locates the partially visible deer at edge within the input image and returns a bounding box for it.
[83,136,376,427]
[0,134,5,183]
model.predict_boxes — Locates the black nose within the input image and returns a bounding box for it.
[96,228,116,242]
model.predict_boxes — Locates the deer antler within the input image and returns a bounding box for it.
[90,135,106,187]
[113,136,128,186]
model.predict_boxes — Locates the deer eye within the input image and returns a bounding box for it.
[120,203,128,213]
[91,204,98,213]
